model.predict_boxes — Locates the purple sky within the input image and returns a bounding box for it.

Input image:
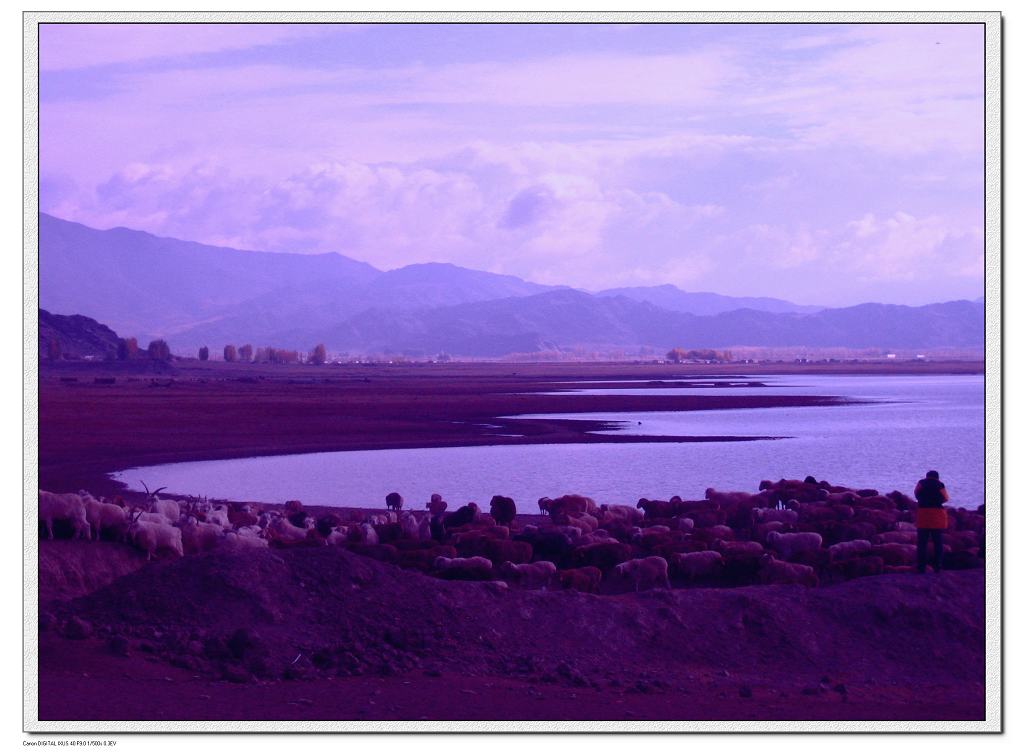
[39,23,984,305]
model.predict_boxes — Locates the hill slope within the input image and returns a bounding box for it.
[39,309,121,360]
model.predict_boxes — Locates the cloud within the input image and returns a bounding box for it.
[742,24,984,155]
[839,212,983,281]
[37,23,986,304]
[499,185,557,229]
[48,151,727,290]
[39,24,329,71]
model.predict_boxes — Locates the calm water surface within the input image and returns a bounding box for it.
[113,375,985,512]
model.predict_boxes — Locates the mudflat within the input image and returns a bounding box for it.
[38,359,982,493]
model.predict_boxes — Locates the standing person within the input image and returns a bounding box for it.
[914,470,949,573]
[427,493,448,518]
[427,494,448,541]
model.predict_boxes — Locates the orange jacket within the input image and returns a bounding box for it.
[916,507,948,530]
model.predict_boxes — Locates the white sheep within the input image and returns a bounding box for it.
[39,491,90,540]
[433,556,492,571]
[234,525,263,539]
[752,507,799,525]
[325,526,351,546]
[203,505,231,528]
[875,531,916,545]
[134,510,173,526]
[828,539,873,562]
[79,492,128,541]
[674,517,695,532]
[398,511,422,540]
[127,515,184,560]
[180,518,225,554]
[221,530,269,549]
[599,504,644,526]
[417,515,432,541]
[265,515,312,547]
[139,482,180,522]
[357,522,379,545]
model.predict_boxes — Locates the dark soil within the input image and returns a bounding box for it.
[37,541,985,723]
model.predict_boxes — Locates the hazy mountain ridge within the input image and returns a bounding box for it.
[306,290,982,356]
[596,284,824,316]
[39,214,983,355]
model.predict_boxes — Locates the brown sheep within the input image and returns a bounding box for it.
[759,555,818,587]
[489,495,517,527]
[828,554,884,582]
[871,543,916,567]
[498,560,557,589]
[481,538,533,565]
[541,494,597,521]
[557,566,603,593]
[669,550,724,583]
[444,502,480,530]
[569,541,633,572]
[636,498,675,519]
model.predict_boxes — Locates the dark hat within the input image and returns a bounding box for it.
[926,470,940,479]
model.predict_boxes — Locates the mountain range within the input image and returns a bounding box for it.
[39,213,983,357]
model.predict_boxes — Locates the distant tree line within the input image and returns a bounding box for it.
[219,343,328,364]
[666,347,733,363]
[102,336,175,362]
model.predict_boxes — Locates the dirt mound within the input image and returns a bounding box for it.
[39,540,148,606]
[54,547,985,691]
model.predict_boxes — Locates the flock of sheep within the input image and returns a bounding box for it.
[38,476,986,593]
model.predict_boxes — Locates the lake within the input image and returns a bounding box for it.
[112,374,985,512]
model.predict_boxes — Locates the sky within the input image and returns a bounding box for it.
[38,22,985,306]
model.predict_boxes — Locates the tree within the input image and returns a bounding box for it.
[198,346,209,361]
[223,344,237,363]
[117,337,139,361]
[239,344,253,363]
[310,343,327,365]
[686,349,717,362]
[147,339,171,361]
[666,347,686,363]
